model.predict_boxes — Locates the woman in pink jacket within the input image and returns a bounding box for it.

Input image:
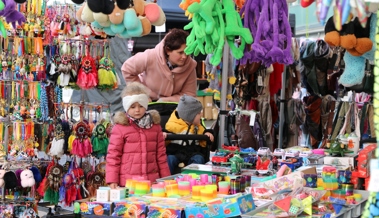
[106,82,170,188]
[121,28,197,102]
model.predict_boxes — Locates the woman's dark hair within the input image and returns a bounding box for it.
[164,28,189,52]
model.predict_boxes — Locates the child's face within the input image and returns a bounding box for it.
[127,102,146,119]
[192,112,202,126]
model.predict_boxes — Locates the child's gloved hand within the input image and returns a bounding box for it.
[205,132,214,142]
[109,183,118,189]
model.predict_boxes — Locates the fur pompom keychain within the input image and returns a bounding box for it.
[4,171,17,190]
[20,169,35,188]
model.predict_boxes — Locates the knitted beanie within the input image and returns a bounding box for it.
[177,95,203,123]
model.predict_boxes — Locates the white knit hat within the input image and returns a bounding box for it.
[122,94,149,111]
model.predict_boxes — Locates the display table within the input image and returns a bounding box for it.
[241,189,369,218]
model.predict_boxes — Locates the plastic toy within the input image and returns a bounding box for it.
[322,166,339,190]
[255,147,274,175]
[285,150,300,158]
[324,139,354,156]
[222,151,252,175]
[351,144,376,190]
[273,148,286,160]
[299,150,313,157]
[211,151,234,165]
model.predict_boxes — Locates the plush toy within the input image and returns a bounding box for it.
[223,0,253,60]
[240,0,292,66]
[0,0,26,29]
[187,0,218,35]
[20,169,35,188]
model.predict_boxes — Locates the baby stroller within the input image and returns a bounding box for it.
[147,102,212,173]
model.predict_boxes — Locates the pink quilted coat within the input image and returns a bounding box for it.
[105,110,170,186]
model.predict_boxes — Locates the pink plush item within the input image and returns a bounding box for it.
[312,149,325,155]
[144,3,160,23]
[20,169,35,188]
[276,164,291,177]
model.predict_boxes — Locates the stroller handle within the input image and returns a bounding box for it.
[165,134,211,143]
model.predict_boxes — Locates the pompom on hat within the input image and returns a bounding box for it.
[177,95,203,123]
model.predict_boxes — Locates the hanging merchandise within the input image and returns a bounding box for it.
[43,162,64,205]
[240,0,293,66]
[20,169,35,188]
[91,119,109,157]
[77,54,98,90]
[48,120,65,157]
[97,45,118,90]
[181,0,253,66]
[71,105,93,157]
[3,170,17,190]
[86,162,105,198]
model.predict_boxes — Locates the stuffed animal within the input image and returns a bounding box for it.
[0,0,26,29]
[20,169,35,188]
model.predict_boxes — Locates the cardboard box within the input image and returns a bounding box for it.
[185,193,255,218]
[204,96,213,108]
[79,201,113,216]
[112,200,148,217]
[147,198,185,218]
[196,96,204,108]
[324,156,356,169]
[204,107,213,120]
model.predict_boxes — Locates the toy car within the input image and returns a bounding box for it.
[212,151,234,165]
[257,147,272,157]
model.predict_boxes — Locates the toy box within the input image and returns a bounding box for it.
[112,201,148,217]
[185,193,255,218]
[79,201,113,216]
[147,199,185,218]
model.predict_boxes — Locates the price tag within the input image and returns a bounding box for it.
[249,111,256,126]
[258,76,263,86]
[368,159,379,192]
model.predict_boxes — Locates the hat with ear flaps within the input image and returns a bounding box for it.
[103,0,115,14]
[324,16,341,47]
[348,16,373,56]
[139,16,151,36]
[71,0,84,4]
[87,0,105,13]
[339,20,356,50]
[339,13,377,87]
[116,0,131,10]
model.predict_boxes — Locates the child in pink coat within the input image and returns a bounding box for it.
[106,82,170,189]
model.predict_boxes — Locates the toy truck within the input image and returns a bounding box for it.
[351,144,377,190]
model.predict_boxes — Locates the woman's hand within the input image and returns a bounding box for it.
[205,132,214,142]
[109,183,118,189]
[162,132,167,139]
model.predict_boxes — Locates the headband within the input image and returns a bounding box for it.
[122,94,149,112]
